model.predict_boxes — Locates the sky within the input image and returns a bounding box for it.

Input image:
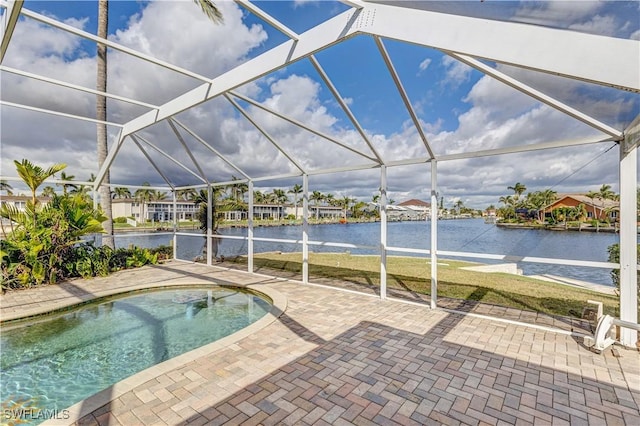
[1,0,639,209]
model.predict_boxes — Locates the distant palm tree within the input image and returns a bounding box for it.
[57,172,77,195]
[597,184,616,221]
[253,190,266,204]
[310,191,324,219]
[585,190,599,219]
[339,196,354,219]
[14,159,66,206]
[289,184,303,219]
[153,190,168,201]
[271,188,288,220]
[134,182,154,223]
[176,188,196,201]
[41,186,56,198]
[70,184,92,202]
[112,187,132,199]
[1,180,14,195]
[507,182,527,200]
[325,193,335,206]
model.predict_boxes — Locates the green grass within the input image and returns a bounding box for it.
[227,252,622,319]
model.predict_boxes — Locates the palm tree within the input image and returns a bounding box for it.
[253,190,266,204]
[134,182,154,223]
[325,193,335,206]
[41,186,56,198]
[56,171,77,195]
[498,195,516,220]
[597,184,616,221]
[507,182,527,200]
[112,187,132,199]
[339,196,353,220]
[454,200,464,215]
[271,189,288,220]
[288,184,303,219]
[96,0,114,247]
[94,0,223,248]
[70,184,92,202]
[14,159,66,206]
[193,0,223,22]
[153,190,168,201]
[1,180,14,195]
[310,191,324,219]
[175,188,196,201]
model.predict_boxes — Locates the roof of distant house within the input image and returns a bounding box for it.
[397,199,431,207]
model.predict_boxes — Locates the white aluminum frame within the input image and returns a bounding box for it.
[2,0,639,346]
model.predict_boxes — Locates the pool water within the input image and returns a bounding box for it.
[0,287,271,424]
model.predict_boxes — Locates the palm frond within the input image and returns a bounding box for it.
[193,0,223,23]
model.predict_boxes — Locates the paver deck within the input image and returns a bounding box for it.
[1,261,638,425]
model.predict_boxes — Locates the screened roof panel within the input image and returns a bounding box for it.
[0,0,637,204]
[369,0,640,39]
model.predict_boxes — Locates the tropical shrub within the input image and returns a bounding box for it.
[0,159,171,291]
[1,193,106,287]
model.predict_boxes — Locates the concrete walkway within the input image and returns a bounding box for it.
[1,261,639,425]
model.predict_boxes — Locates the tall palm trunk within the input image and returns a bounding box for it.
[97,0,114,248]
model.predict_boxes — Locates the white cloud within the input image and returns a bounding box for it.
[568,14,618,36]
[417,58,431,75]
[441,56,471,88]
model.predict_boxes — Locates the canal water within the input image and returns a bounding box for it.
[114,219,629,286]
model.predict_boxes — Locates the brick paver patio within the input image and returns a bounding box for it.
[1,261,638,425]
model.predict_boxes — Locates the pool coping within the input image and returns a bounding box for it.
[4,277,287,426]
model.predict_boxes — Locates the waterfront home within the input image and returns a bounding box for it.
[542,194,619,222]
[112,198,198,223]
[397,199,431,220]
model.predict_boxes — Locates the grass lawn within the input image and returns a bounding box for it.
[227,252,623,319]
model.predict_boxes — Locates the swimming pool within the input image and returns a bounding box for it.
[0,286,272,425]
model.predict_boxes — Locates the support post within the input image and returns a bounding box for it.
[172,190,177,260]
[303,174,309,284]
[248,180,254,273]
[430,161,438,309]
[619,123,638,347]
[206,185,212,266]
[380,165,387,300]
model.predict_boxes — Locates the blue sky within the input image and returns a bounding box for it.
[2,1,639,208]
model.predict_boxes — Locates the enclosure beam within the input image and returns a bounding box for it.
[225,95,306,174]
[0,0,23,64]
[1,66,159,110]
[122,8,359,135]
[380,165,387,300]
[362,2,639,92]
[207,185,213,266]
[0,100,124,127]
[169,118,251,180]
[309,55,384,164]
[130,136,175,188]
[20,7,211,83]
[172,191,178,260]
[303,174,309,284]
[248,180,254,273]
[430,161,438,309]
[447,53,622,139]
[229,91,378,163]
[618,117,639,347]
[133,134,207,184]
[234,0,298,40]
[167,120,208,181]
[375,36,435,160]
